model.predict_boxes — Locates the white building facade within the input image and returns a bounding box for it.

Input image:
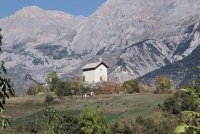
[82,61,109,83]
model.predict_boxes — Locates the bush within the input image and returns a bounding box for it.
[79,109,111,134]
[135,115,178,134]
[111,120,140,134]
[136,116,156,133]
[55,113,81,134]
[45,93,54,104]
[25,121,39,133]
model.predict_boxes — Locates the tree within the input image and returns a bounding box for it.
[67,78,83,95]
[96,77,121,94]
[79,109,111,134]
[161,88,200,114]
[0,28,15,129]
[46,71,60,91]
[122,79,139,93]
[55,78,83,96]
[55,80,72,96]
[155,75,172,93]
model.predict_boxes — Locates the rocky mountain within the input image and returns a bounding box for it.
[1,0,200,94]
[138,21,200,88]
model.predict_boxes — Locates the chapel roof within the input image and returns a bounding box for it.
[82,61,109,70]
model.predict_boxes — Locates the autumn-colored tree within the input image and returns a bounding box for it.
[97,77,121,94]
[122,79,139,93]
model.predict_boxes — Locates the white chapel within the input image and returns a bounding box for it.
[82,57,109,83]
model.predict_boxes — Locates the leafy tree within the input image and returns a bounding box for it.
[155,75,172,93]
[79,109,111,134]
[161,88,200,114]
[67,78,83,95]
[55,80,71,96]
[46,71,60,91]
[55,78,83,96]
[0,28,15,129]
[122,79,139,93]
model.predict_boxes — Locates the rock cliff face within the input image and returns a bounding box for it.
[0,0,200,93]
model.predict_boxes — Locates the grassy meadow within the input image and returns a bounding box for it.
[2,92,171,133]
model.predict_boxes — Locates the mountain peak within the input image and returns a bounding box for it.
[12,6,45,19]
[19,6,44,13]
[22,6,42,10]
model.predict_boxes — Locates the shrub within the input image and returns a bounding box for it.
[45,93,54,104]
[15,124,23,132]
[55,113,81,134]
[25,121,38,133]
[111,120,139,134]
[136,116,156,133]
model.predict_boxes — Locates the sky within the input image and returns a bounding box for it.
[0,0,106,19]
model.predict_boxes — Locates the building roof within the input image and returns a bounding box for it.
[82,61,109,70]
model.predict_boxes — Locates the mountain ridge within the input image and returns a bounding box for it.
[0,0,200,93]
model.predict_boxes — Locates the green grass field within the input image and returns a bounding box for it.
[3,93,171,130]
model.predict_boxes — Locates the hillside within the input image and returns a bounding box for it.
[4,94,171,127]
[138,44,200,88]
